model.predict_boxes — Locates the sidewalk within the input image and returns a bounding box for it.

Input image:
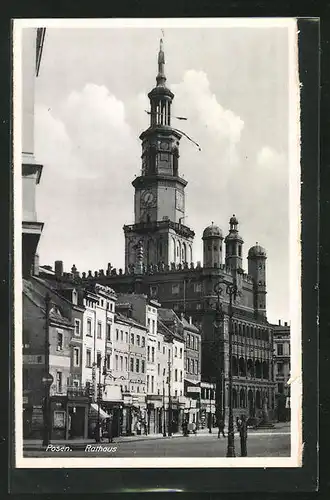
[23,423,290,451]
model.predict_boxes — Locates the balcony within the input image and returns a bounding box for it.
[123,220,195,239]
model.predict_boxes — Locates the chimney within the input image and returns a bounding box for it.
[189,316,192,325]
[284,321,288,327]
[55,260,63,278]
[278,319,281,326]
[33,253,40,276]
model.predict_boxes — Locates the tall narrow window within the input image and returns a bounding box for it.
[147,346,150,361]
[106,323,111,341]
[130,357,134,372]
[152,347,155,363]
[120,356,123,371]
[74,319,81,336]
[141,360,145,373]
[97,321,102,339]
[86,349,91,367]
[106,354,110,370]
[57,332,63,351]
[87,319,92,336]
[151,375,154,393]
[115,355,118,370]
[56,371,62,393]
[175,369,178,382]
[73,347,80,367]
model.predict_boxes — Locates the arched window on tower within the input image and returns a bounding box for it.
[182,242,186,263]
[173,148,179,177]
[238,245,242,257]
[172,237,176,262]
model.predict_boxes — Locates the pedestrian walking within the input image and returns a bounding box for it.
[136,420,141,435]
[239,414,248,457]
[94,421,102,442]
[236,416,242,434]
[107,417,113,443]
[182,418,189,437]
[217,417,226,438]
[143,419,148,436]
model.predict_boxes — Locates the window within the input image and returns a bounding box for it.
[74,319,81,336]
[163,367,166,376]
[57,332,63,351]
[278,382,284,394]
[158,341,160,351]
[163,346,165,354]
[137,386,140,393]
[131,333,134,345]
[120,356,123,371]
[187,358,190,373]
[180,348,183,359]
[195,360,199,374]
[116,329,119,341]
[125,357,128,370]
[172,284,179,295]
[152,319,155,335]
[106,354,110,370]
[125,332,128,343]
[106,323,111,341]
[97,321,102,339]
[86,349,92,367]
[148,318,151,330]
[175,346,177,357]
[73,379,79,388]
[56,371,62,393]
[147,375,150,392]
[87,319,92,336]
[115,355,118,370]
[97,352,102,368]
[175,389,178,397]
[196,304,202,310]
[278,363,284,374]
[151,376,154,393]
[152,346,155,363]
[137,335,140,346]
[158,363,160,375]
[73,347,80,367]
[150,286,158,297]
[101,299,104,307]
[130,357,134,372]
[135,358,140,373]
[194,283,202,293]
[147,346,150,361]
[121,330,124,341]
[180,370,182,382]
[141,360,145,373]
[175,369,178,382]
[186,334,190,348]
[141,336,145,347]
[277,343,283,355]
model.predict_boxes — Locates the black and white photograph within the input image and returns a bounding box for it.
[14,18,302,468]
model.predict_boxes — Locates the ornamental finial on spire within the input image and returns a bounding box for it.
[157,38,166,86]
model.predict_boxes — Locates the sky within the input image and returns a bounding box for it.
[30,22,299,324]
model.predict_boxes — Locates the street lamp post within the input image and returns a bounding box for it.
[162,379,167,437]
[168,345,172,437]
[208,386,212,433]
[214,268,242,458]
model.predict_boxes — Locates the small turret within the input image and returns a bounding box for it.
[248,242,267,318]
[202,222,224,268]
[224,215,244,271]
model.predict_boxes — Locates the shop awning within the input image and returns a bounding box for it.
[90,403,111,420]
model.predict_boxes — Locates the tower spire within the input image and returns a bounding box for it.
[156,38,166,86]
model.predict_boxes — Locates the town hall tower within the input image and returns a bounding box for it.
[124,40,195,270]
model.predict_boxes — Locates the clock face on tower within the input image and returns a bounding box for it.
[142,190,155,207]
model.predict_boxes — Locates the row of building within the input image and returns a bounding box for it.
[23,269,206,439]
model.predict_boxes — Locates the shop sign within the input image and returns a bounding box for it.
[123,395,133,405]
[23,396,28,405]
[187,386,201,394]
[53,410,66,429]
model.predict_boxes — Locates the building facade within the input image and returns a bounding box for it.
[273,320,291,421]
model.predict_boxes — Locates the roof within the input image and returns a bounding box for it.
[23,279,73,327]
[157,319,184,343]
[114,312,148,331]
[248,244,267,258]
[180,316,200,334]
[202,223,223,239]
